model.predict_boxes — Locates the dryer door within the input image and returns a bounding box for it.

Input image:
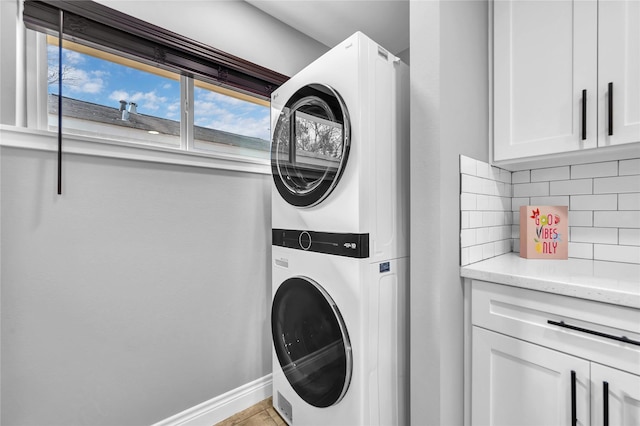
[271,276,352,407]
[271,84,350,208]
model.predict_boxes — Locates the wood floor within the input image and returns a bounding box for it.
[214,397,286,426]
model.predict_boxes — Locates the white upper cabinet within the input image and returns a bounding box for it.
[493,0,640,163]
[598,0,640,147]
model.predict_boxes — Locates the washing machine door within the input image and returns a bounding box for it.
[271,276,352,407]
[271,84,350,208]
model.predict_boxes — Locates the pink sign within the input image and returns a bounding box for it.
[519,206,568,259]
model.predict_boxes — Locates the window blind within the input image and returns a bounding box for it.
[22,0,289,100]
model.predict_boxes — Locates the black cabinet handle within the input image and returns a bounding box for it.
[603,381,609,426]
[547,320,640,346]
[581,89,587,140]
[608,82,614,136]
[571,370,577,426]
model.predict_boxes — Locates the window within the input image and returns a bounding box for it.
[45,36,271,158]
[193,80,270,157]
[24,0,285,163]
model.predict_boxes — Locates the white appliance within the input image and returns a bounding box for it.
[270,32,409,426]
[270,31,409,263]
[271,246,407,426]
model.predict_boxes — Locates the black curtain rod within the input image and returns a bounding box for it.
[23,0,288,99]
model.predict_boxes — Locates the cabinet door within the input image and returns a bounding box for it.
[472,327,590,426]
[591,363,640,426]
[493,0,598,161]
[598,0,640,147]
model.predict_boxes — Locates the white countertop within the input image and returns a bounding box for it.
[460,253,640,309]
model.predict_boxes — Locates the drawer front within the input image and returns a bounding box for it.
[471,280,640,375]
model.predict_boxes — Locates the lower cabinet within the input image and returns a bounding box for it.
[591,363,640,426]
[469,280,640,426]
[473,327,590,425]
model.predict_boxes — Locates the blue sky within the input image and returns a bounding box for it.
[48,46,271,141]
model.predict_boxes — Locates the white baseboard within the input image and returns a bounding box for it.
[153,374,272,426]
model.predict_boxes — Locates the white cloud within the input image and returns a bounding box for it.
[63,50,85,66]
[109,90,130,102]
[64,67,105,94]
[199,112,270,140]
[193,92,270,140]
[129,91,168,111]
[196,89,245,107]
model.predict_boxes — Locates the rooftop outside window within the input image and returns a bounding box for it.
[46,36,271,158]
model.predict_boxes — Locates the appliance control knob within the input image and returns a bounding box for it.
[298,231,312,250]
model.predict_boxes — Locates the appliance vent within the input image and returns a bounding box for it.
[277,391,293,424]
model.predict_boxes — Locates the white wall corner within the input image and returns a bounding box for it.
[152,374,272,426]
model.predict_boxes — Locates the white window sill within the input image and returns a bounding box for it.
[0,125,271,175]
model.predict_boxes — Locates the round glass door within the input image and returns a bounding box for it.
[271,84,350,208]
[271,277,352,407]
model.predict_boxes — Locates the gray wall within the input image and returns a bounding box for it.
[410,1,489,425]
[1,1,327,425]
[2,149,271,425]
[93,0,328,77]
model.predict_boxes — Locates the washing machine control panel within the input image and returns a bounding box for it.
[272,228,369,258]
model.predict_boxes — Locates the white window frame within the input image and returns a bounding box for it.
[8,29,271,175]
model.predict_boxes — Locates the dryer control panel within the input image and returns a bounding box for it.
[272,228,369,258]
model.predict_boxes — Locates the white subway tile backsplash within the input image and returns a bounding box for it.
[481,242,495,259]
[512,211,520,225]
[499,169,512,184]
[482,211,497,227]
[568,210,593,227]
[460,156,640,265]
[459,155,513,266]
[511,224,520,239]
[461,247,469,266]
[570,194,617,211]
[594,175,640,194]
[619,193,640,211]
[512,170,530,184]
[462,174,483,194]
[619,159,640,176]
[460,155,477,176]
[476,227,491,245]
[461,211,471,229]
[512,197,530,212]
[619,229,640,246]
[499,196,512,211]
[476,195,490,211]
[571,161,618,179]
[594,211,640,228]
[461,229,476,247]
[460,193,476,210]
[496,239,512,255]
[489,166,502,182]
[476,161,490,179]
[531,166,570,182]
[571,227,618,244]
[568,242,593,259]
[469,212,483,228]
[469,245,483,263]
[530,196,570,206]
[550,179,592,196]
[513,182,549,197]
[594,244,640,264]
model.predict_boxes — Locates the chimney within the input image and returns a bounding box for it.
[128,102,138,114]
[119,100,127,112]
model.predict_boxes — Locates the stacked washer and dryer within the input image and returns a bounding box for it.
[270,32,409,426]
